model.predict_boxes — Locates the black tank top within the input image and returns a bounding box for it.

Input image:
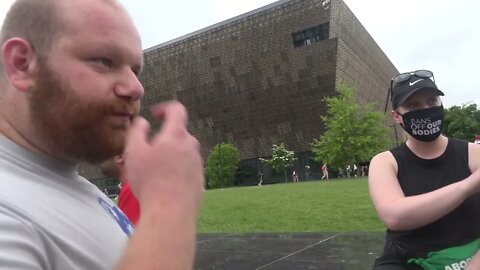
[387,138,480,255]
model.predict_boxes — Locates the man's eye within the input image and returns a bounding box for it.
[93,58,113,68]
[132,67,140,76]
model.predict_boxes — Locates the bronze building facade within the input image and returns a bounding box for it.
[82,0,398,184]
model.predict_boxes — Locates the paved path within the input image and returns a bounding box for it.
[194,232,385,269]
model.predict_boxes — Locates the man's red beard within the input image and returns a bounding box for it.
[28,58,139,164]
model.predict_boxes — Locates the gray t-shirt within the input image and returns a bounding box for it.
[0,136,133,269]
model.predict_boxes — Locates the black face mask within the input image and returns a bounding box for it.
[397,105,444,142]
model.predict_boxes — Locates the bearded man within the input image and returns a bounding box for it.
[0,0,204,269]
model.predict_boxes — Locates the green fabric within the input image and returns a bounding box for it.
[407,239,480,270]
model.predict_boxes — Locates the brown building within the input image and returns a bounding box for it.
[82,0,398,185]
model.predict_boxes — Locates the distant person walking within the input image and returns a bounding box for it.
[305,165,311,180]
[292,170,299,182]
[257,171,264,186]
[321,163,329,180]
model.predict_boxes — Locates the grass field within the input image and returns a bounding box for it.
[197,177,386,233]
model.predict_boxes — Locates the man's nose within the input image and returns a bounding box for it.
[114,69,144,102]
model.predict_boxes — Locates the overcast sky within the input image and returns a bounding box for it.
[1,0,479,108]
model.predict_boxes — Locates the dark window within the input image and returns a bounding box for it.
[209,57,221,67]
[292,22,330,48]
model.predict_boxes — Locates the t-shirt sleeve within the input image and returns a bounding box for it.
[0,210,48,269]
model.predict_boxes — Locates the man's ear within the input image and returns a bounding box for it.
[2,38,36,92]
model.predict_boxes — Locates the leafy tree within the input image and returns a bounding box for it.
[261,143,296,182]
[205,143,240,189]
[311,82,392,170]
[443,103,480,141]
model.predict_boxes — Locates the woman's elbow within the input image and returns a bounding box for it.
[379,212,410,231]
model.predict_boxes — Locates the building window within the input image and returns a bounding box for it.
[292,22,330,48]
[210,57,221,67]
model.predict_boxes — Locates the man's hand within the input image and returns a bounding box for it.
[116,101,204,270]
[124,101,204,210]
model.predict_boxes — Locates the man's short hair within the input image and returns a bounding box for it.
[0,0,126,79]
[0,0,61,76]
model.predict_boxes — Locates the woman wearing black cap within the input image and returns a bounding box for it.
[369,70,480,269]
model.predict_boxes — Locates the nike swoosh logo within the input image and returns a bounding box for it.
[409,79,424,86]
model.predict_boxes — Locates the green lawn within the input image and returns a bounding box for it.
[197,177,386,233]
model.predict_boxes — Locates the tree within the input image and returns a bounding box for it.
[261,143,296,182]
[443,103,480,142]
[311,82,392,171]
[205,143,240,189]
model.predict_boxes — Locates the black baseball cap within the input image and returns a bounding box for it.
[391,74,444,109]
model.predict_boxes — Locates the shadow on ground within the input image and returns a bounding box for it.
[194,232,384,270]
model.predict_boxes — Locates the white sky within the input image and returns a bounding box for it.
[1,0,479,108]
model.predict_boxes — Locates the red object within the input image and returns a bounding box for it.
[118,181,140,225]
